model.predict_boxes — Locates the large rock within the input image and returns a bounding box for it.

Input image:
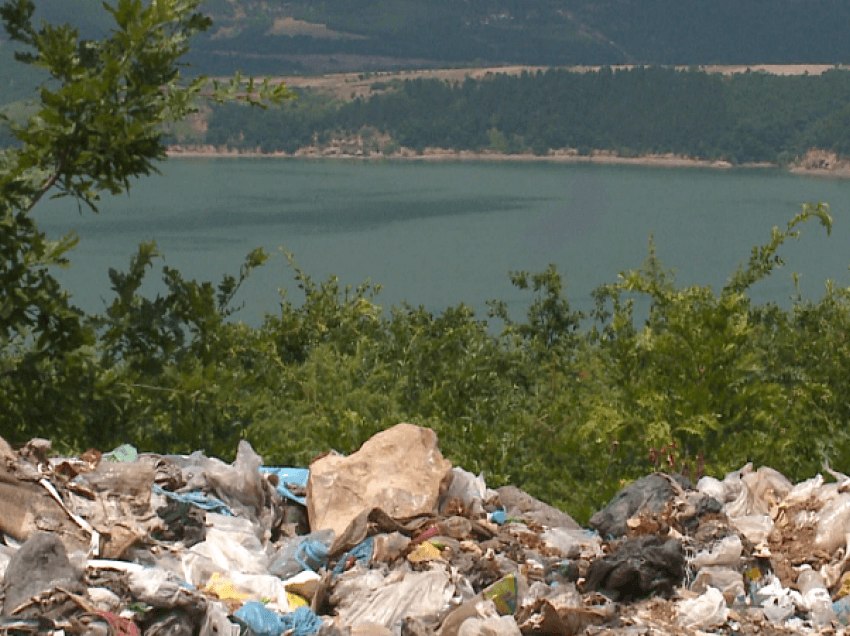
[307,424,453,546]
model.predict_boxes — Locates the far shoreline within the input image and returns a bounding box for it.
[164,145,850,178]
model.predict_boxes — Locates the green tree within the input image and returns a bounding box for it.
[0,0,291,449]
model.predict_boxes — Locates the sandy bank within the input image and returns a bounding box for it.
[162,146,777,169]
[165,144,743,170]
[166,144,850,177]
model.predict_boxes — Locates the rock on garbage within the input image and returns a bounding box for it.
[307,423,453,545]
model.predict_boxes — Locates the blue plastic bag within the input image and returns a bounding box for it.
[233,603,323,636]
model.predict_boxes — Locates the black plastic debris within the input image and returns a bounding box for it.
[585,535,685,602]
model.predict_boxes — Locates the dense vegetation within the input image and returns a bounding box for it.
[205,67,850,165]
[4,0,850,524]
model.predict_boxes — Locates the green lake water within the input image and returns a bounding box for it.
[34,158,850,325]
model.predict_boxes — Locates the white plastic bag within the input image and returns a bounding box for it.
[677,587,728,630]
[696,476,725,502]
[332,567,455,633]
[690,535,743,570]
[541,528,602,560]
[690,567,745,603]
[201,601,241,636]
[814,493,850,554]
[729,515,773,545]
[457,601,522,636]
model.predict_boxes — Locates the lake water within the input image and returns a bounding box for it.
[34,158,850,326]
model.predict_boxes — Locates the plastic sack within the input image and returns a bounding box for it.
[201,601,240,636]
[269,529,334,579]
[127,567,195,608]
[758,576,802,624]
[307,424,453,547]
[371,532,410,563]
[797,566,837,626]
[234,603,322,636]
[690,567,745,603]
[457,601,522,636]
[782,474,825,508]
[729,515,773,545]
[183,513,269,583]
[696,476,725,502]
[440,467,497,517]
[677,586,728,630]
[814,493,850,555]
[540,528,602,560]
[332,567,455,633]
[741,466,792,516]
[690,535,742,570]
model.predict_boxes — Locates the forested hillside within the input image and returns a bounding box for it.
[3,0,850,91]
[203,67,850,165]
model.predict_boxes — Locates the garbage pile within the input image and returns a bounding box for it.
[3,422,850,635]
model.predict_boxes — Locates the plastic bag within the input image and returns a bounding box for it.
[183,513,269,582]
[757,576,802,624]
[234,603,324,636]
[814,494,850,554]
[690,535,742,570]
[677,586,728,630]
[722,465,755,518]
[782,474,824,508]
[690,567,745,603]
[696,476,725,502]
[440,467,497,518]
[127,567,199,609]
[540,528,602,560]
[269,528,334,579]
[201,601,240,636]
[741,466,792,516]
[372,532,411,563]
[457,601,522,636]
[332,567,455,632]
[797,566,837,626]
[729,515,773,545]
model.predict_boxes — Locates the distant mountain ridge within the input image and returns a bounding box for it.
[3,0,850,101]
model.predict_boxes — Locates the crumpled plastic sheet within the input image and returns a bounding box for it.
[234,602,324,636]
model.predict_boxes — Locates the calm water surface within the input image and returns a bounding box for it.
[35,158,850,324]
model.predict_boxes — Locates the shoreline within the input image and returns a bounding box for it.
[165,145,850,177]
